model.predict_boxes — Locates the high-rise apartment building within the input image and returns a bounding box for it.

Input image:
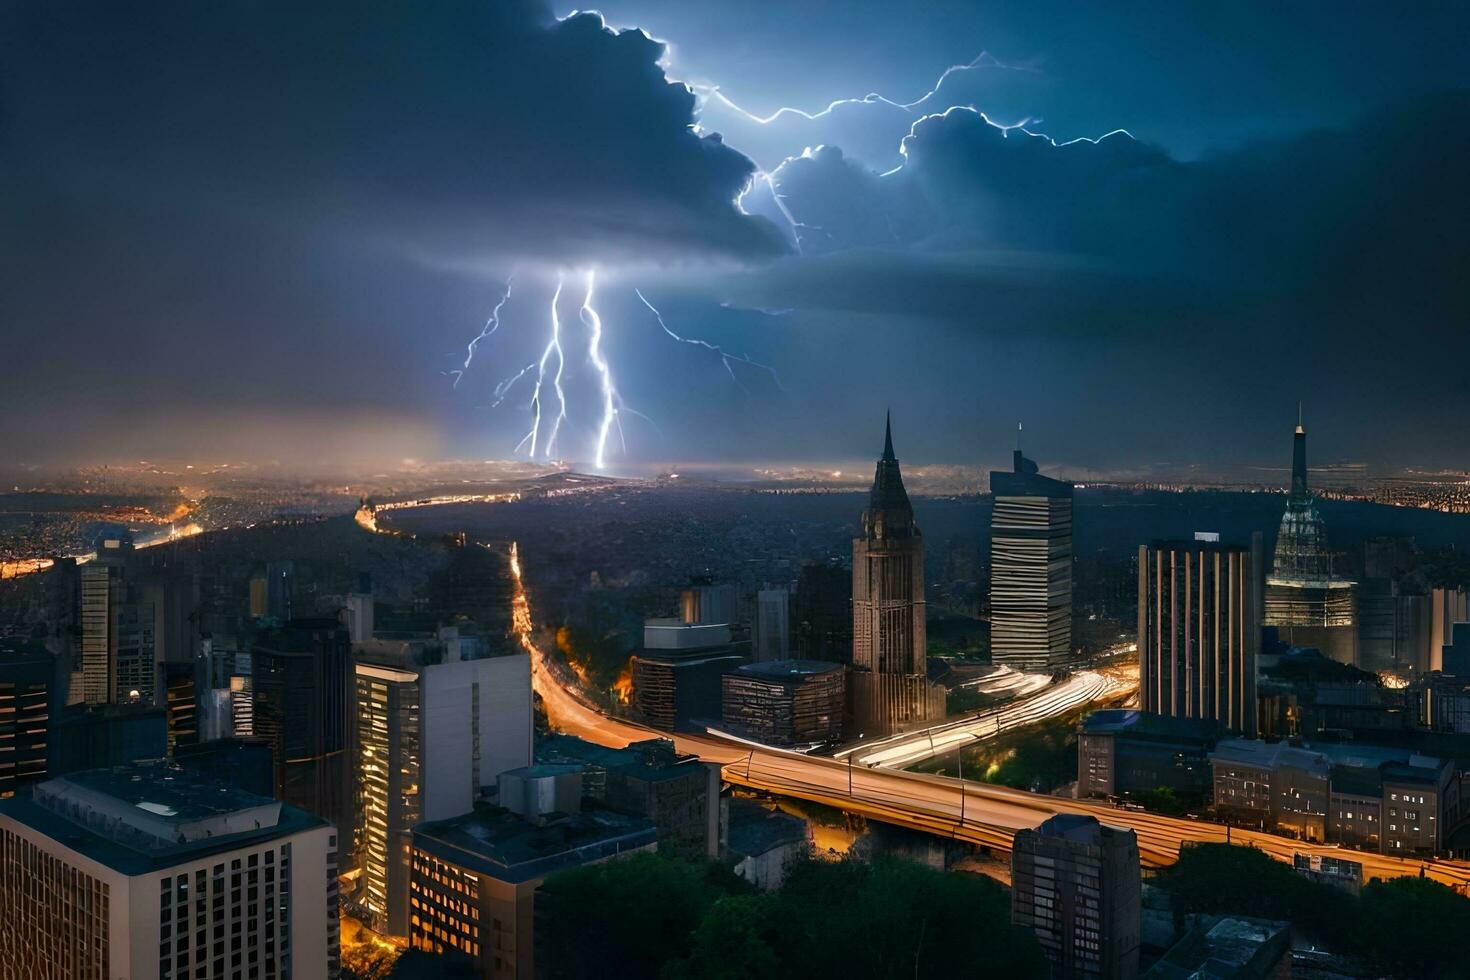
[850,415,941,736]
[252,620,354,842]
[1138,536,1262,736]
[990,447,1075,672]
[0,761,340,980]
[1011,814,1141,980]
[353,652,533,936]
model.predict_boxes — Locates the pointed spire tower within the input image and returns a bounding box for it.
[864,412,917,541]
[1291,402,1308,500]
[851,412,934,736]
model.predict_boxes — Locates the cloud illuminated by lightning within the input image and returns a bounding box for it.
[634,289,783,394]
[519,277,568,458]
[447,277,514,389]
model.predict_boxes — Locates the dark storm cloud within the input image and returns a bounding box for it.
[763,94,1470,308]
[0,0,788,463]
[0,0,785,268]
[696,94,1470,469]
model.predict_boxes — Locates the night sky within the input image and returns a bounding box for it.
[3,1,1467,474]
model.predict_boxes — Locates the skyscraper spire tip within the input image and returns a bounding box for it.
[882,411,895,461]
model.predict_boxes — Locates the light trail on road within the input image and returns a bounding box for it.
[838,670,1125,769]
[498,534,1470,890]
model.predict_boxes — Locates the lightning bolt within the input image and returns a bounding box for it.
[580,269,621,470]
[519,277,568,459]
[693,51,1036,126]
[634,289,783,394]
[491,361,537,408]
[447,277,513,389]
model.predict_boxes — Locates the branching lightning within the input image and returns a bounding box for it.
[580,269,621,470]
[447,277,514,388]
[694,51,1036,125]
[519,277,568,458]
[491,361,537,408]
[635,289,783,394]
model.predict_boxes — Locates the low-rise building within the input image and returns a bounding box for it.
[1078,709,1218,801]
[408,768,655,980]
[1145,916,1290,980]
[1211,737,1457,852]
[535,734,721,858]
[632,620,744,731]
[721,659,845,745]
[724,799,810,891]
[0,760,341,979]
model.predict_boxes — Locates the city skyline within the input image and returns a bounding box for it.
[3,4,1470,979]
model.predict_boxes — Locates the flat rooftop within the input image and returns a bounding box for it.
[0,762,325,876]
[536,734,706,784]
[413,804,656,884]
[731,659,845,681]
[1213,738,1446,781]
[1082,709,1218,740]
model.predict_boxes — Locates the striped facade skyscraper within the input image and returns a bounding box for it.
[1138,534,1262,736]
[989,445,1075,672]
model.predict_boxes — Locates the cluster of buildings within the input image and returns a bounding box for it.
[631,414,1081,741]
[1081,415,1470,862]
[0,525,823,979]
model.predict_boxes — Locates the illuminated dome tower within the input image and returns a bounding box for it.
[1264,409,1358,663]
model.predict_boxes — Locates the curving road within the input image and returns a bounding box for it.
[506,537,1470,889]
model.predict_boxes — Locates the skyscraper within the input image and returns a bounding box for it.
[1011,814,1142,980]
[78,535,132,704]
[252,620,354,842]
[990,444,1075,672]
[353,651,532,936]
[1264,411,1358,664]
[1138,536,1262,736]
[850,415,941,736]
